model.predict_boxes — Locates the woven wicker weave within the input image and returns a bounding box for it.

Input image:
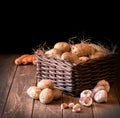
[36,54,119,96]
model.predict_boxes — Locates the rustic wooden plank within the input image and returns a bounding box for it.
[2,64,36,118]
[62,94,93,118]
[32,91,62,118]
[0,54,18,117]
[114,79,120,104]
[92,82,120,118]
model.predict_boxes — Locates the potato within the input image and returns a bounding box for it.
[61,52,80,64]
[79,56,90,62]
[54,42,71,53]
[27,86,41,99]
[90,51,107,59]
[45,48,62,59]
[53,88,62,100]
[39,88,54,104]
[89,43,110,55]
[37,79,54,89]
[71,43,96,57]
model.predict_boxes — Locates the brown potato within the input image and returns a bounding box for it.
[53,88,62,100]
[45,48,62,59]
[37,79,54,90]
[39,88,54,104]
[71,43,96,57]
[61,52,80,64]
[27,86,41,99]
[54,42,71,53]
[90,51,107,59]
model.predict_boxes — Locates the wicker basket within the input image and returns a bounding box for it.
[36,53,119,96]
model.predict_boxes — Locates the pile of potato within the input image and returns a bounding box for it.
[27,79,62,104]
[36,41,110,64]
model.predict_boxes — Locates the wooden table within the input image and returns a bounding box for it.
[0,54,120,118]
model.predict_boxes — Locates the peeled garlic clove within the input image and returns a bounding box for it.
[61,103,68,109]
[80,89,94,98]
[68,102,75,109]
[79,97,93,107]
[72,103,81,113]
[94,89,108,103]
[96,80,110,93]
[93,85,106,94]
[27,86,41,99]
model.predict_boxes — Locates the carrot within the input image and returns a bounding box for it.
[32,55,37,65]
[27,55,34,63]
[22,55,30,64]
[15,54,30,65]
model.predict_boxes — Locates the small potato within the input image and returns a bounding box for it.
[61,52,80,64]
[37,79,54,90]
[53,88,62,100]
[90,51,107,59]
[45,48,62,59]
[27,86,41,99]
[39,88,54,104]
[79,56,90,62]
[54,42,71,53]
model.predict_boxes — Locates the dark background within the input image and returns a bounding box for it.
[1,3,120,54]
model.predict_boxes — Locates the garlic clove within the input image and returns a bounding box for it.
[72,103,81,113]
[80,89,94,98]
[61,103,68,109]
[79,97,93,107]
[94,89,108,103]
[68,102,75,109]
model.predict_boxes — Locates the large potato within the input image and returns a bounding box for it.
[71,43,96,57]
[37,79,54,90]
[53,88,62,100]
[27,86,41,99]
[39,88,54,104]
[61,52,80,64]
[54,42,71,53]
[45,48,62,59]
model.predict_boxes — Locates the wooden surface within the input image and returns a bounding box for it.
[0,54,120,118]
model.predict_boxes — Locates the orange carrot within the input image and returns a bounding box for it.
[22,55,31,64]
[15,54,30,65]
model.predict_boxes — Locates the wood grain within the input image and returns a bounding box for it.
[2,64,36,118]
[0,54,18,117]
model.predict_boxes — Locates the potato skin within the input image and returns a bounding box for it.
[27,86,41,99]
[39,88,54,104]
[54,42,71,53]
[37,79,54,90]
[61,52,80,64]
[53,88,62,100]
[71,43,96,57]
[45,48,62,59]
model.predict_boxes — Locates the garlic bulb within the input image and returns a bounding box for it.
[79,97,93,107]
[93,85,106,94]
[80,89,94,98]
[94,89,108,103]
[96,80,110,93]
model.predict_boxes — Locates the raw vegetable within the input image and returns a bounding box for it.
[15,54,36,65]
[54,42,71,53]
